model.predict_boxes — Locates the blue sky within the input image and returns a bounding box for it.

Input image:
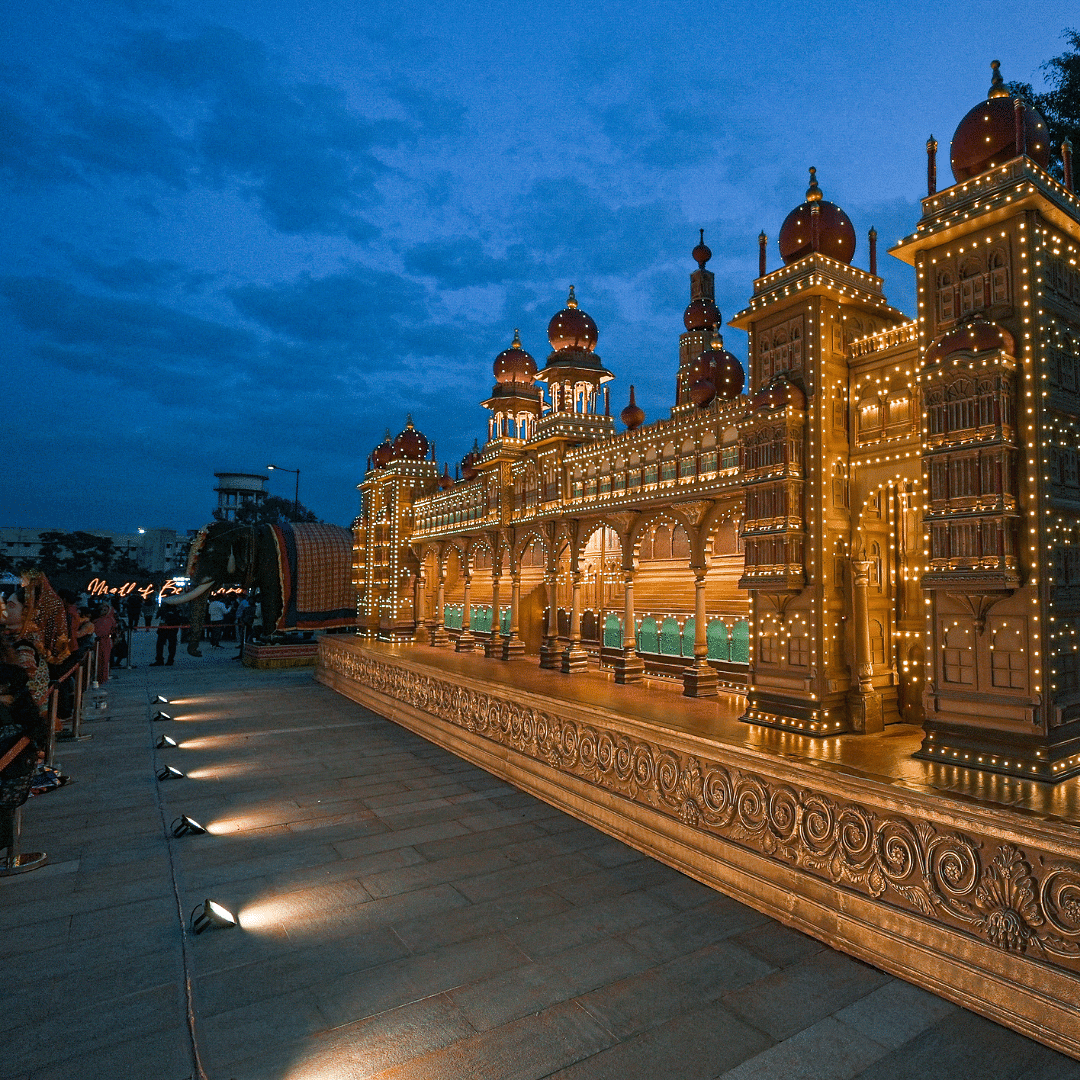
[1,0,1073,531]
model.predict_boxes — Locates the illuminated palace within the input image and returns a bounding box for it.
[355,64,1080,783]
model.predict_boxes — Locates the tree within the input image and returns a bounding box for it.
[1007,29,1080,181]
[215,496,320,526]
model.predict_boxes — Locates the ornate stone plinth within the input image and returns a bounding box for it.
[500,635,526,660]
[560,644,589,674]
[611,648,644,684]
[454,631,477,653]
[483,636,502,659]
[429,625,451,648]
[317,638,1080,1061]
[538,639,561,669]
[242,641,319,669]
[682,661,719,698]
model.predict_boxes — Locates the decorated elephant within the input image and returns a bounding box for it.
[166,521,356,656]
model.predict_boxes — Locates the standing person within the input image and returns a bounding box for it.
[142,595,155,628]
[150,604,183,666]
[207,596,227,649]
[235,592,254,653]
[92,603,117,682]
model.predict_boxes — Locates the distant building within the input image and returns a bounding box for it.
[214,471,268,521]
[0,527,188,575]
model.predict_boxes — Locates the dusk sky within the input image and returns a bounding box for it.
[2,1,1074,533]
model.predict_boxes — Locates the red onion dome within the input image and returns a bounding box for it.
[683,296,721,332]
[493,328,537,384]
[621,385,645,430]
[392,416,429,460]
[710,333,745,400]
[951,61,1050,183]
[548,285,598,352]
[751,374,806,413]
[438,463,453,490]
[692,229,712,268]
[778,168,856,266]
[924,317,1015,366]
[689,378,716,407]
[686,348,714,387]
[372,429,396,468]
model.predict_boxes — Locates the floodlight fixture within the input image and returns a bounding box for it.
[157,735,178,749]
[152,711,172,722]
[191,898,236,934]
[153,695,170,704]
[157,765,185,780]
[171,815,206,837]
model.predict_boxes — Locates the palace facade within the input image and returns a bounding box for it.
[355,64,1080,783]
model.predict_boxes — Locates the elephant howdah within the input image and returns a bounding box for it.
[169,522,356,655]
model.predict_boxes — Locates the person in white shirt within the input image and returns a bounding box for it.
[207,598,227,649]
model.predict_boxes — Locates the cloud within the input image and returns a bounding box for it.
[403,237,536,289]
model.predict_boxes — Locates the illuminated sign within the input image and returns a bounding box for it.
[85,577,244,600]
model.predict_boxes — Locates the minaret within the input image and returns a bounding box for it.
[676,231,721,408]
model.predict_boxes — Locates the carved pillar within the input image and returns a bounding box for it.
[561,570,588,673]
[539,571,561,669]
[484,570,502,658]
[611,568,644,684]
[456,575,476,652]
[430,577,451,647]
[847,557,883,732]
[501,572,525,659]
[413,571,427,643]
[683,571,718,697]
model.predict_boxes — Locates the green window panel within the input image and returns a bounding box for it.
[707,619,730,661]
[659,616,681,656]
[681,616,696,656]
[603,613,623,648]
[638,616,659,654]
[731,619,750,664]
[500,607,511,634]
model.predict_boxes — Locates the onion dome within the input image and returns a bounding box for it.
[924,317,1015,366]
[548,286,598,352]
[372,429,396,468]
[493,329,537,385]
[683,296,721,332]
[751,374,806,413]
[392,415,429,460]
[951,61,1050,183]
[778,168,856,265]
[692,231,712,268]
[438,463,453,490]
[689,378,716,407]
[710,333,745,400]
[621,385,645,430]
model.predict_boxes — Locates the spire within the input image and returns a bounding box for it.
[805,166,822,202]
[758,231,767,277]
[692,229,712,269]
[988,59,1008,99]
[510,328,522,348]
[566,285,578,310]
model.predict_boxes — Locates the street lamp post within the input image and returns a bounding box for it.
[267,464,300,520]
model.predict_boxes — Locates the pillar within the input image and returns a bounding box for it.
[561,570,588,673]
[539,571,561,669]
[683,572,718,697]
[484,571,502,658]
[611,568,644,684]
[413,572,427,643]
[431,577,451,647]
[501,572,525,659]
[456,576,476,651]
[847,557,883,732]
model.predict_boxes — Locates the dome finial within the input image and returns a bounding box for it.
[620,385,645,430]
[406,413,414,428]
[988,59,1009,99]
[511,328,521,348]
[566,285,578,309]
[805,166,822,202]
[692,229,712,268]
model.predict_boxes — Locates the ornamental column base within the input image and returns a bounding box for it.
[539,639,562,669]
[560,644,589,674]
[455,631,477,653]
[430,626,452,648]
[501,635,526,660]
[611,649,644,684]
[483,635,502,659]
[847,688,884,734]
[682,660,718,698]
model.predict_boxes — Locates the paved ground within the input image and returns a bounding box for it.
[3,633,1079,1080]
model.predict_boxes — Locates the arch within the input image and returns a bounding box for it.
[659,616,681,656]
[638,616,659,654]
[681,616,696,657]
[603,612,623,648]
[707,619,729,661]
[628,507,697,562]
[730,620,749,664]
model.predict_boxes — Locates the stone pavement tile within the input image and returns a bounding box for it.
[547,936,658,996]
[847,1009,1080,1080]
[226,992,478,1080]
[411,821,549,861]
[454,852,604,904]
[375,999,616,1080]
[332,820,470,860]
[47,939,182,1014]
[68,892,177,946]
[454,805,568,834]
[179,840,346,892]
[500,828,613,864]
[194,928,410,1013]
[721,949,892,1042]
[372,803,485,831]
[834,978,959,1051]
[448,961,579,1031]
[655,939,777,1001]
[624,905,775,965]
[717,1015,890,1080]
[585,838,650,868]
[268,844,424,892]
[25,1026,191,1080]
[314,932,532,1028]
[197,985,331,1077]
[547,999,773,1080]
[730,920,827,968]
[545,867,643,905]
[506,889,678,957]
[362,848,522,900]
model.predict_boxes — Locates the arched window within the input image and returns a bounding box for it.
[989,247,1010,305]
[706,619,729,661]
[870,619,886,666]
[833,462,848,508]
[959,256,984,316]
[730,620,750,664]
[937,268,956,324]
[637,616,659,654]
[681,617,696,657]
[671,525,691,560]
[659,617,682,656]
[603,613,622,648]
[652,524,671,560]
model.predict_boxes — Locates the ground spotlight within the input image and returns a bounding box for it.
[152,711,172,722]
[153,695,170,704]
[191,899,236,934]
[171,815,206,837]
[157,765,185,780]
[157,735,178,749]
